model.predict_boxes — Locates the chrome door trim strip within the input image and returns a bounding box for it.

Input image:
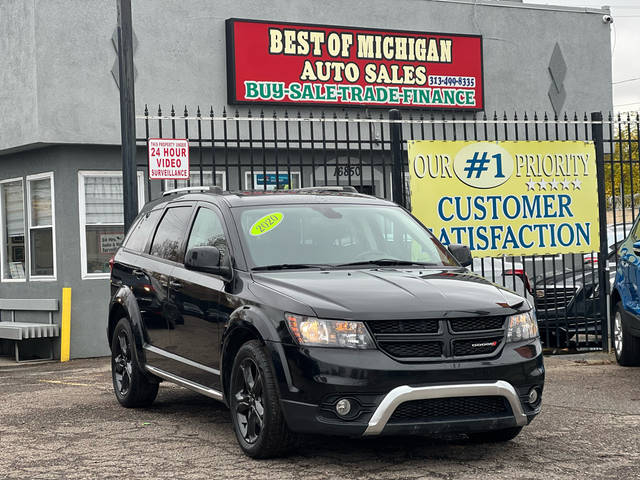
[145,364,223,401]
[144,344,220,376]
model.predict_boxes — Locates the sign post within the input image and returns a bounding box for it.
[116,0,138,231]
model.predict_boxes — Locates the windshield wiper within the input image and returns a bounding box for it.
[252,263,330,271]
[335,259,439,268]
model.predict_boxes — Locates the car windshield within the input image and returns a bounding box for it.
[233,204,457,269]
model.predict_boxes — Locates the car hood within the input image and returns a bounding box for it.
[251,268,527,320]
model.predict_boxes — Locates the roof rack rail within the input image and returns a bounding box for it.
[296,186,358,193]
[162,186,223,196]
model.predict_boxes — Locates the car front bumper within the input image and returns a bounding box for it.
[269,339,544,437]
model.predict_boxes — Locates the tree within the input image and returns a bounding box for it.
[604,120,639,209]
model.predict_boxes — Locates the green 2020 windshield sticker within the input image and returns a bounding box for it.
[250,212,284,236]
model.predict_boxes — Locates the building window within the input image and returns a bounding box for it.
[27,173,56,279]
[244,171,301,190]
[1,179,26,281]
[78,171,144,279]
[163,171,227,191]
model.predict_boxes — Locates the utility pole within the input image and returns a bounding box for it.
[116,0,138,231]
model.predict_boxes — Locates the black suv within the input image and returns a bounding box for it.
[108,186,544,458]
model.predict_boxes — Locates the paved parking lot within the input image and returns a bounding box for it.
[1,354,639,480]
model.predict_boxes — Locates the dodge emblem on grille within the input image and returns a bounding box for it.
[535,289,545,298]
[471,341,498,348]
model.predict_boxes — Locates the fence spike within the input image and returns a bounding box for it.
[157,104,162,116]
[196,106,201,117]
[171,105,175,116]
[210,106,214,117]
[222,106,227,117]
[184,105,188,117]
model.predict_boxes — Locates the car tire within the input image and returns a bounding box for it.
[468,426,523,443]
[613,302,640,366]
[111,318,159,408]
[229,340,295,458]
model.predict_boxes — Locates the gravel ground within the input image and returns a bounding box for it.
[1,353,639,480]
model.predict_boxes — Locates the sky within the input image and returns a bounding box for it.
[527,0,640,113]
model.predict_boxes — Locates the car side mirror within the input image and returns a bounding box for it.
[185,246,232,280]
[448,244,473,267]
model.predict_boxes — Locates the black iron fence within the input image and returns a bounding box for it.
[136,106,640,352]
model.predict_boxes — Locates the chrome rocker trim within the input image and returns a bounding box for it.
[363,380,528,436]
[145,365,223,401]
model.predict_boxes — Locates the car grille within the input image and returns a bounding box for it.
[368,319,439,334]
[367,316,506,361]
[378,341,442,358]
[388,396,510,423]
[534,287,578,311]
[449,316,505,332]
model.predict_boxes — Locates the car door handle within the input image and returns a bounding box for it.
[170,280,183,290]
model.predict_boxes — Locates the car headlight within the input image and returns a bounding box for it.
[506,310,539,343]
[285,313,375,349]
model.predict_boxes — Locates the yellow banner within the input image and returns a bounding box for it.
[407,140,599,256]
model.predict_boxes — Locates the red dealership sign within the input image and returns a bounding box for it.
[226,19,483,110]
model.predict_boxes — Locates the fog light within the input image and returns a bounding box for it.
[528,388,539,404]
[335,398,352,416]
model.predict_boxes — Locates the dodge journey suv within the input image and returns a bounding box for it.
[108,186,544,458]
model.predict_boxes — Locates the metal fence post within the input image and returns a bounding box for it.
[591,111,610,352]
[389,109,405,207]
[117,0,139,231]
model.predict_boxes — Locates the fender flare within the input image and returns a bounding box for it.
[108,287,150,377]
[220,306,295,402]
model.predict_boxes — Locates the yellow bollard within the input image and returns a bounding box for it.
[60,288,71,362]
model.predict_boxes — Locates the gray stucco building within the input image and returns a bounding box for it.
[0,0,613,359]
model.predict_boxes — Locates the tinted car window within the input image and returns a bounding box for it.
[124,209,162,253]
[150,206,192,262]
[186,208,228,257]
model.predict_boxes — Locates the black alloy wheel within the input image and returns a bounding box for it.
[113,330,133,397]
[233,358,265,444]
[110,318,159,408]
[229,340,295,458]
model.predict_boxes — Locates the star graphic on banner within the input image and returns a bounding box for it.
[572,178,582,190]
[560,178,571,190]
[526,179,537,191]
[538,178,548,190]
[549,178,559,190]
